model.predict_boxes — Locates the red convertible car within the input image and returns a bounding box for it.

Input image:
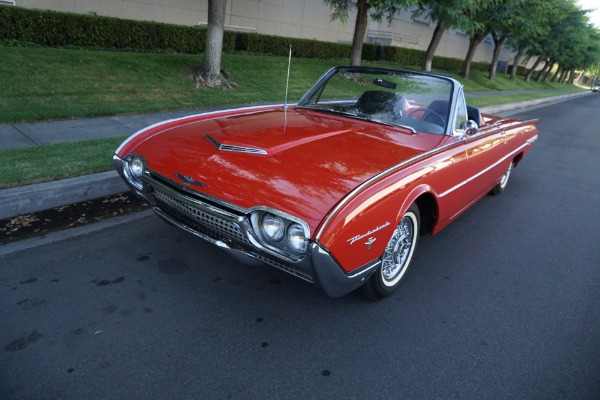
[114,66,538,299]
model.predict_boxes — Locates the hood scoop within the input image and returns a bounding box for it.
[205,134,267,155]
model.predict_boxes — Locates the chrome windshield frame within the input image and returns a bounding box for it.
[297,65,464,136]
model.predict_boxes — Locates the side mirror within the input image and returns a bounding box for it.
[465,120,478,136]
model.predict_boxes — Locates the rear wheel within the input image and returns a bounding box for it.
[362,204,420,300]
[491,161,512,195]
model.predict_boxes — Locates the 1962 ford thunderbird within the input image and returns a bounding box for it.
[114,66,538,299]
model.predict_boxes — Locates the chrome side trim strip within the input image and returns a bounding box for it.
[347,259,381,279]
[314,140,462,240]
[526,134,539,145]
[438,141,530,198]
[315,121,538,240]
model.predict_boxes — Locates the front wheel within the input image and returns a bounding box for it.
[362,204,420,300]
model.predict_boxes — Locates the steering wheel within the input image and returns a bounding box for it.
[407,108,445,127]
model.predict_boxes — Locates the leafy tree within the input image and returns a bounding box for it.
[481,0,530,81]
[458,3,492,79]
[504,0,552,81]
[414,0,489,72]
[518,0,600,83]
[551,8,596,83]
[325,0,416,66]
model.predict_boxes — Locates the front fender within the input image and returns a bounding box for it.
[316,164,440,273]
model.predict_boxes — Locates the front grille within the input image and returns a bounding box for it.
[144,175,315,285]
[151,187,249,245]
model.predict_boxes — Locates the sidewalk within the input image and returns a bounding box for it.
[0,89,586,151]
[0,90,592,220]
[1,108,222,150]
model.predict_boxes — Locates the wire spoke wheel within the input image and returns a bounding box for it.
[362,204,420,300]
[381,215,415,286]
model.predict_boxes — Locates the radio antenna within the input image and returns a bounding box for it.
[284,45,292,109]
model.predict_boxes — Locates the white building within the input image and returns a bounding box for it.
[14,0,518,66]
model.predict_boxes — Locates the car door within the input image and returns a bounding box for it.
[462,118,510,204]
[443,92,508,218]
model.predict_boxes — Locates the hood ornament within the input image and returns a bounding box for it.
[175,172,207,187]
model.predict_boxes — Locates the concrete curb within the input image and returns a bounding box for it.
[0,171,128,220]
[0,91,592,220]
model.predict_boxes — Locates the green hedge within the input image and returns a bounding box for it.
[236,33,352,59]
[0,6,491,71]
[0,6,231,52]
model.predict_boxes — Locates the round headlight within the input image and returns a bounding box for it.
[287,223,308,253]
[261,213,285,242]
[130,157,144,179]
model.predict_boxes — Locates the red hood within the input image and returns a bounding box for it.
[131,108,447,233]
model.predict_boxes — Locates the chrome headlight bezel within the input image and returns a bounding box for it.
[287,223,308,253]
[122,154,146,190]
[250,208,310,259]
[260,213,286,242]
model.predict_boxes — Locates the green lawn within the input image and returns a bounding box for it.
[0,46,588,188]
[0,46,583,123]
[0,47,341,123]
[0,137,126,188]
[467,89,584,108]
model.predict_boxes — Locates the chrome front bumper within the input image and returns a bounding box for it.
[114,155,379,297]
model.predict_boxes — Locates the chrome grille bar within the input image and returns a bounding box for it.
[152,187,249,244]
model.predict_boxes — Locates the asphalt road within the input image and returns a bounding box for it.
[1,94,599,399]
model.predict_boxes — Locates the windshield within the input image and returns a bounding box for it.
[297,67,454,135]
